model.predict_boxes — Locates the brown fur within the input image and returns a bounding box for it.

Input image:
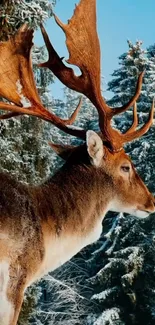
[0,143,154,324]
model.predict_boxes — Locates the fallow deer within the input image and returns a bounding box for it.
[0,0,154,324]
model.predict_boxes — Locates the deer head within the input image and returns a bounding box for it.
[51,128,155,218]
[0,0,154,324]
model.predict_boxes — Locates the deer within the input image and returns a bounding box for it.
[0,0,154,324]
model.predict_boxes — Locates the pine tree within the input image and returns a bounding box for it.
[18,283,42,325]
[85,213,155,325]
[108,40,151,111]
[0,0,55,40]
[147,44,155,102]
[107,40,155,132]
[147,43,155,58]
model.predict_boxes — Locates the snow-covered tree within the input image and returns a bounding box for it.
[0,0,55,40]
[0,46,56,183]
[147,44,155,58]
[147,44,155,100]
[18,283,42,325]
[86,212,155,325]
[107,41,155,134]
[108,40,151,111]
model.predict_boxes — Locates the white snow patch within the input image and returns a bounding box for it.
[94,308,123,325]
[16,80,31,108]
[67,125,83,130]
[92,287,118,302]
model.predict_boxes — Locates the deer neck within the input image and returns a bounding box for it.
[37,162,113,238]
[28,163,113,280]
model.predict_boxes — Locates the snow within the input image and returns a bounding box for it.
[92,287,118,302]
[67,125,83,130]
[16,80,31,108]
[94,308,124,325]
[0,0,54,31]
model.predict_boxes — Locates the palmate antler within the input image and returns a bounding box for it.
[0,0,154,151]
[0,25,85,139]
[39,0,154,151]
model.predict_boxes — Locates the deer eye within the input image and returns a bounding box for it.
[121,165,130,173]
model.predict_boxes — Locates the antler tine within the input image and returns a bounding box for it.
[0,100,86,139]
[0,112,21,120]
[0,97,82,125]
[124,102,138,135]
[0,24,86,139]
[110,72,144,117]
[123,99,154,143]
[63,97,83,125]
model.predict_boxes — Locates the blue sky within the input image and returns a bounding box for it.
[35,0,155,99]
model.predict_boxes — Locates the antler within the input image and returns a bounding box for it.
[124,102,138,135]
[0,0,153,150]
[40,0,154,151]
[123,100,154,142]
[0,24,86,139]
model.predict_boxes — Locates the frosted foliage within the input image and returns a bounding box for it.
[94,308,123,325]
[126,130,155,191]
[108,40,155,121]
[18,283,42,325]
[0,0,55,36]
[87,208,155,325]
[32,46,54,90]
[31,258,94,325]
[0,115,55,184]
[0,43,56,183]
[0,0,57,184]
[38,276,85,325]
[92,287,120,303]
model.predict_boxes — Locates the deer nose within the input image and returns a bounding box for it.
[144,198,155,212]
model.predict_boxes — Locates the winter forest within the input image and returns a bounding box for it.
[0,0,155,325]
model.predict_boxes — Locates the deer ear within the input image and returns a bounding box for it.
[86,130,104,166]
[49,142,76,160]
